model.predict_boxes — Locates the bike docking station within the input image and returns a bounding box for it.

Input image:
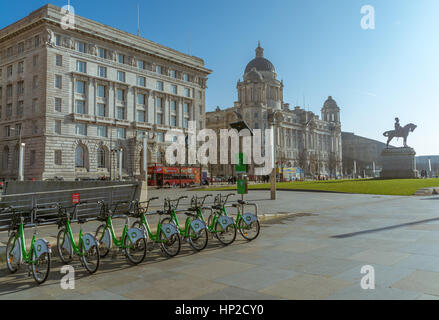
[229,119,259,232]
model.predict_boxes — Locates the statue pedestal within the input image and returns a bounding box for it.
[380,147,418,179]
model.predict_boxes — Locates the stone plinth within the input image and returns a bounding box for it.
[380,147,418,179]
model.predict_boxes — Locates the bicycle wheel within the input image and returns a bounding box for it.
[158,217,181,257]
[187,219,208,251]
[124,233,147,265]
[215,218,237,246]
[57,228,73,264]
[95,224,110,258]
[238,217,260,241]
[80,240,100,274]
[30,248,50,284]
[6,233,20,273]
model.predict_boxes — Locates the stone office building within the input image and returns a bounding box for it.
[0,4,211,181]
[205,43,343,179]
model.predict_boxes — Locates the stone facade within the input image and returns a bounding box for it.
[341,132,391,175]
[0,4,211,181]
[205,43,343,179]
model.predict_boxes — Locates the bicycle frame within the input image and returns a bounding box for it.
[60,218,86,256]
[100,216,130,248]
[139,214,167,243]
[10,222,36,264]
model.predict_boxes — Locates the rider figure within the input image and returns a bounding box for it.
[394,117,401,135]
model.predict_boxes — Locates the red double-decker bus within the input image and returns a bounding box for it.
[148,165,201,188]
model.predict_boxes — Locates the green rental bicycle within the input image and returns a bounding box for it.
[161,196,209,252]
[213,193,261,241]
[204,193,237,246]
[130,197,181,257]
[56,202,100,274]
[95,200,147,264]
[5,206,52,284]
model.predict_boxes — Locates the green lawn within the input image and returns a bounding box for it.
[196,179,439,196]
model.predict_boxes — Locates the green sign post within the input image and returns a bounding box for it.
[235,153,246,174]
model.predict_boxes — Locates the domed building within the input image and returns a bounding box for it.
[206,43,343,180]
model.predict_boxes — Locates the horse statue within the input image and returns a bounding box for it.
[383,123,417,148]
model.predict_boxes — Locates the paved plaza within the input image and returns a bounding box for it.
[1,189,439,300]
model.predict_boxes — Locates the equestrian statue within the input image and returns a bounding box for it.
[383,118,417,148]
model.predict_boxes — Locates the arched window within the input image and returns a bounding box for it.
[97,147,106,168]
[75,145,85,168]
[2,146,9,169]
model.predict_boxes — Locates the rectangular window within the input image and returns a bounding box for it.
[33,75,38,89]
[17,81,24,95]
[75,100,85,114]
[76,80,85,94]
[55,120,61,134]
[137,76,146,87]
[138,60,145,69]
[55,75,62,89]
[32,99,38,113]
[184,73,189,82]
[156,113,162,125]
[157,132,164,142]
[17,101,23,116]
[97,125,107,137]
[17,42,24,55]
[118,53,125,64]
[6,104,12,117]
[18,61,24,74]
[156,81,164,91]
[183,118,189,129]
[117,71,125,82]
[56,54,62,66]
[156,97,162,109]
[55,98,62,112]
[97,85,106,98]
[33,55,38,67]
[117,128,126,139]
[34,35,40,48]
[76,41,86,53]
[98,66,107,78]
[137,93,145,105]
[7,65,12,77]
[97,103,106,117]
[116,107,125,120]
[55,34,61,46]
[185,88,191,97]
[137,110,145,122]
[76,60,86,73]
[55,150,62,165]
[156,65,162,74]
[170,100,176,112]
[170,70,176,78]
[6,47,12,57]
[171,85,177,95]
[75,123,87,135]
[170,115,176,127]
[117,89,125,102]
[4,125,11,137]
[98,48,106,59]
[184,103,189,114]
[32,121,38,134]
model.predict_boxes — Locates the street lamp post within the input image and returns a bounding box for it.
[119,147,123,181]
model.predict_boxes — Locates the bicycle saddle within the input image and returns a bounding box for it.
[212,205,221,210]
[237,200,247,205]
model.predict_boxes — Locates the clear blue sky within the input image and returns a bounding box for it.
[2,0,438,155]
